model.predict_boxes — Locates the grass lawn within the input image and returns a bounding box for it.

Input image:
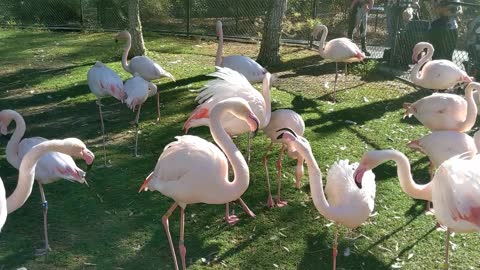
[0,28,479,270]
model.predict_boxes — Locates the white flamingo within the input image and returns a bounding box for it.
[115,30,175,121]
[124,74,158,157]
[184,67,272,162]
[215,20,267,83]
[311,24,365,101]
[410,42,472,90]
[87,61,126,165]
[279,130,375,270]
[262,111,305,208]
[138,98,259,270]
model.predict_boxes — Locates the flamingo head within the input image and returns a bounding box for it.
[277,128,311,159]
[138,171,155,193]
[226,98,259,136]
[311,24,326,39]
[354,150,389,189]
[61,138,95,167]
[0,111,13,135]
[115,31,131,42]
[411,42,428,63]
[216,21,223,38]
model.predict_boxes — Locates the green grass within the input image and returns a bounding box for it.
[0,28,479,270]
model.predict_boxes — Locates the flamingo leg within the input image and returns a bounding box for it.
[156,92,161,122]
[35,183,51,256]
[295,156,304,189]
[426,161,435,214]
[276,145,288,207]
[96,99,108,167]
[246,132,251,164]
[443,228,450,270]
[263,142,274,208]
[333,62,338,102]
[134,104,142,157]
[162,202,179,270]
[333,222,339,270]
[225,202,239,225]
[344,63,348,89]
[238,198,255,217]
[179,207,187,270]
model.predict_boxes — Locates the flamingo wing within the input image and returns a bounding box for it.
[87,62,125,101]
[124,76,149,111]
[222,55,266,83]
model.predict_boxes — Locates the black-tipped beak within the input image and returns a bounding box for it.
[276,133,285,140]
[353,168,364,189]
[253,117,259,137]
[355,178,362,189]
[276,128,297,138]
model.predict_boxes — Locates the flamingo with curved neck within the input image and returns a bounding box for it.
[139,98,259,270]
[410,42,472,90]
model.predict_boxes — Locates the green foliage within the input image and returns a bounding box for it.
[350,60,380,79]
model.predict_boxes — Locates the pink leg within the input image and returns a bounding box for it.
[276,145,288,207]
[238,198,255,217]
[179,207,187,270]
[333,62,338,102]
[156,92,161,122]
[225,203,239,225]
[35,183,51,256]
[96,99,108,166]
[295,156,304,189]
[134,104,142,157]
[246,132,251,164]
[344,63,348,89]
[333,223,339,270]
[426,161,435,214]
[162,203,180,270]
[263,142,274,208]
[443,228,450,270]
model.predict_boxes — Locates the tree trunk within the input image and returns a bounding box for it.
[257,0,288,67]
[128,0,145,56]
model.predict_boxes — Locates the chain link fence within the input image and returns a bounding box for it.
[1,0,479,83]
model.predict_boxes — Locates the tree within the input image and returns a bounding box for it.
[128,0,146,56]
[257,0,288,66]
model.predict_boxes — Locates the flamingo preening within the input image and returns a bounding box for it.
[410,42,472,90]
[139,98,259,270]
[115,30,175,122]
[215,20,267,83]
[279,130,375,270]
[311,24,365,101]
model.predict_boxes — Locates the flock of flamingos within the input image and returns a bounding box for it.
[1,21,480,270]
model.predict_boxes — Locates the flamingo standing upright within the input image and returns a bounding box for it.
[138,98,259,270]
[0,110,95,255]
[278,130,376,270]
[87,61,126,166]
[311,24,365,101]
[0,138,94,235]
[115,30,175,122]
[262,111,305,208]
[215,20,267,83]
[123,74,158,157]
[354,150,480,269]
[403,82,479,132]
[184,67,272,162]
[410,42,472,90]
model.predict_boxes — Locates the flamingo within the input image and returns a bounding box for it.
[0,110,95,255]
[311,24,365,101]
[87,61,126,166]
[184,67,272,162]
[354,150,480,269]
[408,131,479,212]
[124,74,158,157]
[215,20,267,83]
[403,82,478,132]
[278,130,375,270]
[138,98,259,270]
[115,30,175,122]
[262,111,305,208]
[0,138,94,235]
[410,42,472,90]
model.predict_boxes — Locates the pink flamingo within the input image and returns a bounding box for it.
[403,82,478,132]
[278,130,375,270]
[184,67,272,162]
[311,24,365,101]
[354,150,480,269]
[124,74,158,157]
[408,131,479,212]
[138,98,259,270]
[115,31,175,122]
[0,138,94,235]
[87,61,126,165]
[215,20,267,83]
[262,111,305,208]
[0,110,95,255]
[410,42,472,90]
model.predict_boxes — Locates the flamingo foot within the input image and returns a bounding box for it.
[238,198,256,218]
[266,195,274,208]
[276,199,288,208]
[225,215,239,225]
[295,180,301,189]
[436,223,448,232]
[34,244,51,257]
[425,201,435,215]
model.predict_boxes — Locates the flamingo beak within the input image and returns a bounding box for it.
[138,172,154,193]
[353,167,365,189]
[247,113,259,137]
[82,149,95,167]
[276,128,297,139]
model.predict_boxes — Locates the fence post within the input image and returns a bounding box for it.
[310,0,316,47]
[186,0,191,37]
[80,0,84,29]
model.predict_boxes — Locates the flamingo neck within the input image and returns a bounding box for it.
[5,110,26,169]
[6,139,68,214]
[318,27,327,59]
[121,35,132,73]
[410,44,433,84]
[209,103,249,200]
[261,74,272,127]
[0,178,6,231]
[474,130,480,152]
[457,84,478,132]
[215,27,224,66]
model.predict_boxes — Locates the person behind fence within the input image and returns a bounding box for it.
[348,0,374,56]
[428,0,462,61]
